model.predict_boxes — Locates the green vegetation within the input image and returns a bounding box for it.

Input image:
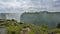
[0,19,60,34]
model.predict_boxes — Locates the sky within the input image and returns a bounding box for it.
[0,0,60,21]
[0,0,60,13]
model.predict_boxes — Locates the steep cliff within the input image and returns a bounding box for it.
[20,11,60,28]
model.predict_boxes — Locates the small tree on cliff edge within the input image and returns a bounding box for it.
[56,22,60,29]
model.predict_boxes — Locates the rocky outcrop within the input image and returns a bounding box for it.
[20,28,30,34]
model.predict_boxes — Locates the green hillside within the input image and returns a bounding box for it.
[0,19,48,34]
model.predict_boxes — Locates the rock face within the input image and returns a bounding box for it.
[0,13,6,19]
[20,11,60,28]
[20,28,30,34]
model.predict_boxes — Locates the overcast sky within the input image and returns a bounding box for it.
[0,0,60,13]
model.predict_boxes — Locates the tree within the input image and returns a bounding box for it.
[56,22,60,29]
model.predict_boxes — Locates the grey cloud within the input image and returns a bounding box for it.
[0,0,60,13]
[0,0,14,2]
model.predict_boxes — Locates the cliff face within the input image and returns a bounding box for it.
[20,11,60,28]
[0,13,6,19]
